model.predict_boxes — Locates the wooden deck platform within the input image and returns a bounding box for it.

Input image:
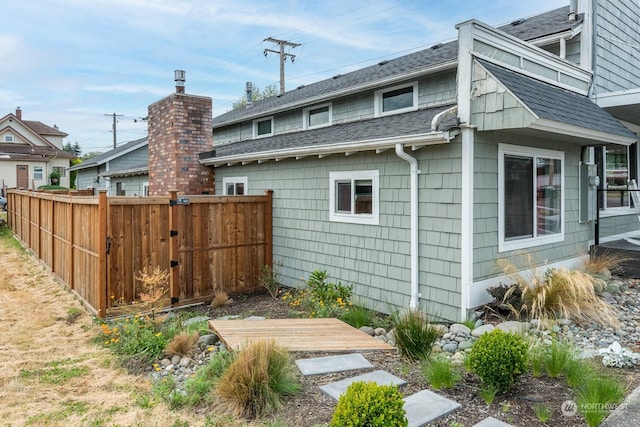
[208,318,396,352]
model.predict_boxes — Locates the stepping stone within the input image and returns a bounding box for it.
[404,389,461,427]
[319,370,406,400]
[472,417,513,427]
[296,353,372,376]
[243,315,266,321]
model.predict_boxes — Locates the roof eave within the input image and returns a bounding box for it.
[200,131,452,167]
[213,60,458,128]
[531,118,637,146]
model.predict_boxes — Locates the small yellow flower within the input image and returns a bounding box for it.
[155,332,162,337]
[208,347,214,352]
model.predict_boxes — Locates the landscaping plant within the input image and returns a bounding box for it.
[283,270,353,318]
[97,314,170,362]
[164,331,199,357]
[498,252,619,327]
[542,338,577,378]
[330,381,407,427]
[392,309,440,361]
[421,356,461,389]
[467,329,528,393]
[339,303,375,328]
[577,372,626,427]
[216,339,300,418]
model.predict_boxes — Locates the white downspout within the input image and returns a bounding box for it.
[395,144,420,310]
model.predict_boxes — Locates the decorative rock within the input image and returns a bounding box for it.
[180,357,192,368]
[198,334,219,347]
[557,318,572,326]
[183,316,209,327]
[474,319,484,328]
[244,316,266,321]
[433,324,449,335]
[374,327,386,336]
[458,340,474,351]
[216,315,241,320]
[449,323,471,335]
[496,321,530,334]
[171,355,182,365]
[452,351,466,364]
[471,324,494,337]
[374,335,387,343]
[359,326,374,336]
[442,333,452,340]
[443,342,458,353]
[454,336,466,343]
[160,358,171,366]
[165,364,174,372]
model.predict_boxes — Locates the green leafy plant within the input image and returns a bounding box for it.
[340,304,376,328]
[97,314,170,362]
[532,403,552,423]
[421,356,461,389]
[65,306,83,324]
[543,338,577,378]
[216,339,300,418]
[577,373,626,427]
[392,309,440,361]
[563,358,595,389]
[330,381,407,427]
[467,329,528,393]
[478,386,497,405]
[528,342,545,377]
[285,270,353,318]
[258,261,283,299]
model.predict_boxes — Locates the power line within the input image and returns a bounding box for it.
[263,37,301,94]
[104,112,124,149]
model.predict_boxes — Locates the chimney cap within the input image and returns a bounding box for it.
[175,70,185,93]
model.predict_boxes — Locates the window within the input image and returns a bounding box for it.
[304,104,331,129]
[223,176,248,195]
[498,144,564,252]
[33,166,43,180]
[604,145,629,209]
[329,170,379,225]
[374,82,418,116]
[53,166,66,177]
[253,117,273,138]
[4,135,14,142]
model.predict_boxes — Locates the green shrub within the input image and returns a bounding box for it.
[284,270,353,318]
[330,381,407,427]
[543,339,577,378]
[467,329,528,393]
[216,340,300,418]
[577,373,625,427]
[97,315,169,361]
[392,309,439,361]
[340,304,376,328]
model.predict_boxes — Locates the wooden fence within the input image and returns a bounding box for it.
[6,189,273,317]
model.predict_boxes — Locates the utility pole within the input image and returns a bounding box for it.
[104,112,123,148]
[263,37,300,94]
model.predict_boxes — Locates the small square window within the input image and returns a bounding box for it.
[329,170,379,225]
[304,104,331,129]
[4,135,14,142]
[253,117,273,138]
[374,82,418,116]
[33,166,43,180]
[223,176,248,195]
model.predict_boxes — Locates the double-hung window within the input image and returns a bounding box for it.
[33,166,43,180]
[223,176,248,195]
[498,144,564,252]
[374,82,418,116]
[253,117,273,138]
[304,104,331,129]
[329,170,379,225]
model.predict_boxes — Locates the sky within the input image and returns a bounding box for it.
[1,0,567,155]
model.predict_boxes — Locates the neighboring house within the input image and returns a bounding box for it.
[199,1,640,321]
[0,107,73,191]
[69,137,149,196]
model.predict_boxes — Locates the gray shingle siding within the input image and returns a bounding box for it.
[594,0,640,93]
[109,146,148,170]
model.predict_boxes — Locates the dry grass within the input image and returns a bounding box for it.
[583,249,630,278]
[216,339,300,418]
[0,227,238,426]
[212,291,231,307]
[165,331,199,357]
[498,252,619,328]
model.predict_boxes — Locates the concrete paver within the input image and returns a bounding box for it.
[295,353,372,376]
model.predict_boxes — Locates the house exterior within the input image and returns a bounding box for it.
[0,107,73,192]
[69,137,149,196]
[198,0,640,321]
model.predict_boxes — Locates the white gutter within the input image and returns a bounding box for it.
[395,144,420,310]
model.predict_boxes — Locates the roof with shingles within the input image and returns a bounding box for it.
[212,6,578,127]
[69,136,148,171]
[479,60,637,140]
[22,120,68,137]
[202,105,455,160]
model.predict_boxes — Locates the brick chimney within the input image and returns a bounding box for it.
[147,71,215,196]
[16,107,22,120]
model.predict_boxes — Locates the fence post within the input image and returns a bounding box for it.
[67,194,74,289]
[97,190,108,318]
[169,190,180,305]
[264,190,273,268]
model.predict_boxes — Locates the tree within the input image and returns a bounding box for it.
[232,84,279,109]
[63,141,82,157]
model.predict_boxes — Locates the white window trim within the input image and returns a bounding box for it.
[374,81,419,117]
[4,134,14,142]
[252,116,274,138]
[329,170,379,225]
[303,103,332,130]
[33,166,44,180]
[498,143,565,253]
[223,176,248,195]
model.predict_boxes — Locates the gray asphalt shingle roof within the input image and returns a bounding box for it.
[479,60,637,140]
[212,6,577,126]
[202,105,454,160]
[69,137,148,171]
